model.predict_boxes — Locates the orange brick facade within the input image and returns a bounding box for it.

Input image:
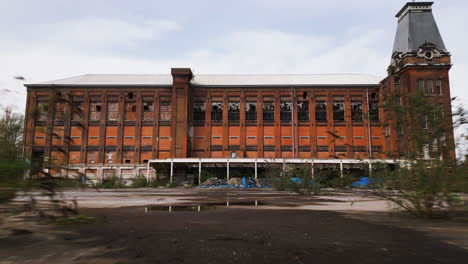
[22,2,456,180]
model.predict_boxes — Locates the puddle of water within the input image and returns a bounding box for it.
[145,200,263,212]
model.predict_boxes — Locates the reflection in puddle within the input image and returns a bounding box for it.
[145,200,263,212]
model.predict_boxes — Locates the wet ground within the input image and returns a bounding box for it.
[1,188,467,263]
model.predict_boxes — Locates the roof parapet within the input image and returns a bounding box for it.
[396,2,434,19]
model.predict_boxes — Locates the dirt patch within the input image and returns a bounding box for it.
[1,188,467,264]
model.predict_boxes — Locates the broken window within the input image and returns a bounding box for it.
[351,101,362,121]
[142,101,154,121]
[89,101,102,121]
[126,92,135,100]
[105,151,116,164]
[315,101,327,121]
[297,101,309,121]
[193,101,205,121]
[71,99,83,121]
[211,102,223,121]
[369,102,380,122]
[159,100,171,122]
[106,101,119,121]
[228,101,240,121]
[125,102,137,121]
[263,102,274,122]
[245,102,257,121]
[280,101,292,121]
[333,101,345,121]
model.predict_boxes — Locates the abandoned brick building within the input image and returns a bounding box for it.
[23,2,455,182]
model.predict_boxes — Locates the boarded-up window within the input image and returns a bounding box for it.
[159,101,171,121]
[86,151,98,164]
[107,102,119,121]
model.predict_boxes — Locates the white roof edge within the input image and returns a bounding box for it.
[27,73,383,86]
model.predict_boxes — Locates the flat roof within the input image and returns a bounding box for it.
[26,73,382,87]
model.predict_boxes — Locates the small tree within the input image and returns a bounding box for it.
[0,107,24,202]
[370,91,466,218]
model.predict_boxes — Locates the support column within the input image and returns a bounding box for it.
[170,159,174,183]
[340,160,344,178]
[198,159,202,185]
[311,159,315,180]
[146,161,150,180]
[226,159,230,180]
[254,159,258,179]
[368,160,373,176]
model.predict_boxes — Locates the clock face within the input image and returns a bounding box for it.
[425,51,433,59]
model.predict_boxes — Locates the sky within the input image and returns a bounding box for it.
[0,0,466,156]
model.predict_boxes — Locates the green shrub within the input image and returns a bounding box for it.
[96,175,125,189]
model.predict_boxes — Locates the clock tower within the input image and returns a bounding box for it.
[384,2,456,159]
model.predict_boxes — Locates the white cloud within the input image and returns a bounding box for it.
[2,17,181,51]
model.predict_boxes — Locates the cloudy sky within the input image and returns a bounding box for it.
[0,0,466,154]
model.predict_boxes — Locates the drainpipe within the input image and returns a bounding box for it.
[366,88,372,159]
[366,88,373,176]
[291,86,295,158]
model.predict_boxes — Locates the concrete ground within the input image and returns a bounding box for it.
[1,188,467,263]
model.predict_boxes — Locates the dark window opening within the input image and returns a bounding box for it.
[211,102,223,121]
[263,102,274,122]
[193,102,205,121]
[125,159,131,164]
[351,101,362,121]
[127,92,134,99]
[96,105,102,111]
[315,101,327,121]
[245,102,257,121]
[228,102,240,121]
[280,101,292,121]
[333,101,345,121]
[297,101,309,121]
[369,102,380,122]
